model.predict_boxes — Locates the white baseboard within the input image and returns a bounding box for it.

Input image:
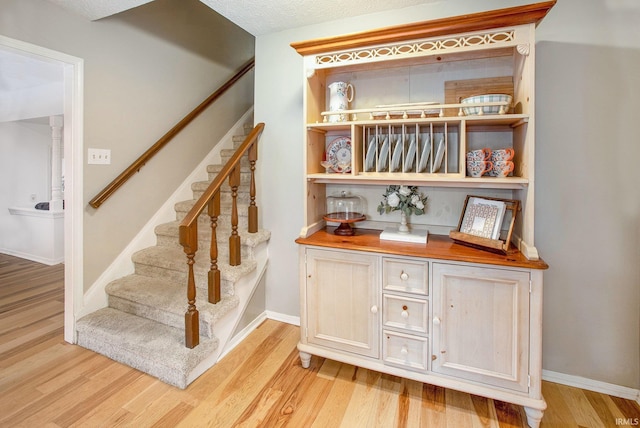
[266,311,300,326]
[0,248,64,266]
[543,369,640,403]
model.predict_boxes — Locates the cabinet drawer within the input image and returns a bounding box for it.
[383,294,428,335]
[383,258,428,296]
[383,331,429,373]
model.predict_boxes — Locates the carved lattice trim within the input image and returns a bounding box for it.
[315,30,515,66]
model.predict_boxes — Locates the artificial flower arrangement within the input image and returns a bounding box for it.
[377,185,428,216]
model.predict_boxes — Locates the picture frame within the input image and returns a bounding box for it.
[449,195,520,254]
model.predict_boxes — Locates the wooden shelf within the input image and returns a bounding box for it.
[306,114,529,129]
[306,173,529,189]
[296,228,548,270]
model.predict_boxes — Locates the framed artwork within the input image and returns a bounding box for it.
[450,195,520,254]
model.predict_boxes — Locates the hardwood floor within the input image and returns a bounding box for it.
[1,252,638,427]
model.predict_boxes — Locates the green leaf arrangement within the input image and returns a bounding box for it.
[377,185,428,217]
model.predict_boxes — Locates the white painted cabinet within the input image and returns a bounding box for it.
[297,238,547,428]
[303,248,380,360]
[431,262,530,392]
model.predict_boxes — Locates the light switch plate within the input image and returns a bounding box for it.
[88,148,111,165]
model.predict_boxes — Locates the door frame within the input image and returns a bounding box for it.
[0,35,84,343]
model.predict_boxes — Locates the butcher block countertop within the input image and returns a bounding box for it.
[296,228,548,270]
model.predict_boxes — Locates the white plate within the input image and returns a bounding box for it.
[417,133,431,173]
[378,136,389,171]
[403,135,416,172]
[390,136,403,172]
[432,135,445,172]
[365,136,376,172]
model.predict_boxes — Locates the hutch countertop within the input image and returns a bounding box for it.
[296,228,548,270]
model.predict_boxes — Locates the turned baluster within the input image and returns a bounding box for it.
[208,192,221,304]
[180,223,199,348]
[248,142,258,233]
[229,166,241,266]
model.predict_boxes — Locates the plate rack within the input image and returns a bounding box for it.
[360,123,459,175]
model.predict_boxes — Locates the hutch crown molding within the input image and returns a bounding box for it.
[292,2,555,427]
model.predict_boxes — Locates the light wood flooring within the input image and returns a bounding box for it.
[1,252,639,427]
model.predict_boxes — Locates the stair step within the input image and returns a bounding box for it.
[154,221,271,258]
[207,164,252,183]
[76,307,218,389]
[106,274,239,339]
[191,181,251,204]
[132,245,258,293]
[173,199,252,228]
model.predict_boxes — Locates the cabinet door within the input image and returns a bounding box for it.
[432,263,530,392]
[305,249,379,358]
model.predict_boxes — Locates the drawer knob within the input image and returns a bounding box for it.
[401,310,409,319]
[400,271,409,281]
[433,316,441,325]
[401,345,409,355]
[370,305,378,314]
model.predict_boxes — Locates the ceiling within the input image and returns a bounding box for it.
[45,0,432,35]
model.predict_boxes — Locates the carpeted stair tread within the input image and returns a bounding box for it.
[155,221,271,247]
[132,245,257,283]
[76,307,218,389]
[174,199,250,216]
[106,274,239,338]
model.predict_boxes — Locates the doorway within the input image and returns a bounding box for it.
[0,35,83,344]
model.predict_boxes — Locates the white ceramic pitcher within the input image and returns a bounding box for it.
[328,81,354,122]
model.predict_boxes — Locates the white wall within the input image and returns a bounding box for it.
[0,119,64,263]
[0,120,51,210]
[255,0,640,389]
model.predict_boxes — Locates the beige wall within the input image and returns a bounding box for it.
[0,0,255,290]
[254,0,640,389]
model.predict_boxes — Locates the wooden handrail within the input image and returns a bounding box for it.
[88,57,256,209]
[179,122,265,348]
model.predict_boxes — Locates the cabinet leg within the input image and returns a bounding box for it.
[524,407,544,428]
[299,351,311,369]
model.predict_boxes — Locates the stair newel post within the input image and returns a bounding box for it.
[208,192,221,304]
[248,142,258,233]
[229,166,241,266]
[179,223,200,348]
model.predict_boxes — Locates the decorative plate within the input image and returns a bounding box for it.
[391,137,403,172]
[432,135,445,172]
[378,136,389,171]
[404,135,416,172]
[365,136,376,172]
[326,136,351,173]
[418,133,431,173]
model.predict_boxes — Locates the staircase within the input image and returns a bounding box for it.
[76,123,270,389]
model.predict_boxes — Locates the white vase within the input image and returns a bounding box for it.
[398,211,410,234]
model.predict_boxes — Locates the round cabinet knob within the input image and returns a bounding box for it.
[433,316,441,325]
[401,310,409,319]
[401,345,409,355]
[400,271,409,281]
[370,305,378,314]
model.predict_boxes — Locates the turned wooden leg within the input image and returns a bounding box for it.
[299,351,311,368]
[524,407,544,428]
